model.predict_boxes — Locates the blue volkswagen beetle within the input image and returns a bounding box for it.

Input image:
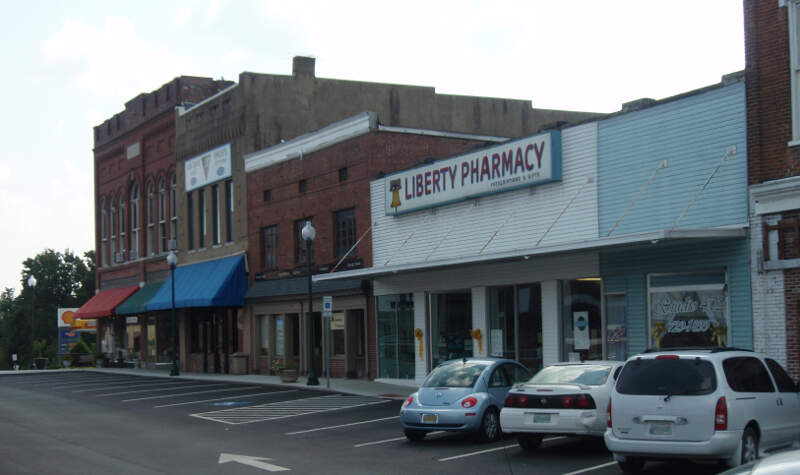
[400,357,533,442]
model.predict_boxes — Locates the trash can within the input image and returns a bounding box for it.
[231,353,249,375]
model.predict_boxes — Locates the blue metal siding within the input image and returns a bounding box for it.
[598,83,747,236]
[600,238,752,354]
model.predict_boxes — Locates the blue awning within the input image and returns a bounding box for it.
[146,255,247,310]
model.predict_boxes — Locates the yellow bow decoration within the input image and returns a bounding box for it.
[710,324,727,347]
[414,328,424,360]
[651,321,666,350]
[470,328,483,354]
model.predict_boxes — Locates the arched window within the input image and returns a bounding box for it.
[170,174,177,246]
[158,178,167,253]
[100,197,108,267]
[110,197,117,262]
[119,192,127,256]
[130,183,140,259]
[147,181,155,256]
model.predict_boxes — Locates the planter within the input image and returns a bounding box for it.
[279,368,298,383]
[62,358,71,368]
[34,358,46,370]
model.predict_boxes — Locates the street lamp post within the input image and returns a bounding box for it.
[166,251,179,377]
[27,275,37,370]
[302,221,319,386]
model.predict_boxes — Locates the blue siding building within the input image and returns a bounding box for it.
[597,76,750,356]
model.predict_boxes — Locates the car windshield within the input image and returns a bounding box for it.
[616,358,717,395]
[423,362,489,388]
[528,364,613,386]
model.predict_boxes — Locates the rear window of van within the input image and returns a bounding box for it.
[616,358,716,396]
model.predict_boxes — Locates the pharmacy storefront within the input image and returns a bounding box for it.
[317,78,751,384]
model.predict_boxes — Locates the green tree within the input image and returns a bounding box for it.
[0,249,95,369]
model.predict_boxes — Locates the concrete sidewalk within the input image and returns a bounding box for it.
[1,367,416,400]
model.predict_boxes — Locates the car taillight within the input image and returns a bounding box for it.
[715,396,727,431]
[504,395,515,407]
[518,395,528,407]
[606,399,612,428]
[561,396,574,408]
[656,355,680,359]
[402,396,413,408]
[462,396,478,408]
[576,394,595,409]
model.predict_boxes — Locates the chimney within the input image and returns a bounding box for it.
[293,56,316,77]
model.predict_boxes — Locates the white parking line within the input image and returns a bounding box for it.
[95,383,223,397]
[354,431,445,447]
[559,461,617,475]
[437,437,565,462]
[48,378,139,389]
[153,390,298,408]
[286,416,399,435]
[123,386,259,402]
[72,381,186,392]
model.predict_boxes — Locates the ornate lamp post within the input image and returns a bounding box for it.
[27,274,37,370]
[301,221,319,386]
[166,251,179,376]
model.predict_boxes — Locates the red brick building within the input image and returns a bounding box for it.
[85,77,232,366]
[745,0,800,378]
[244,112,506,378]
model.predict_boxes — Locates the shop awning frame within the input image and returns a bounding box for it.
[146,254,247,310]
[75,286,140,319]
[314,227,747,282]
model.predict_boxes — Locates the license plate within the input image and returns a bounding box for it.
[533,413,551,423]
[649,422,671,435]
[421,413,438,424]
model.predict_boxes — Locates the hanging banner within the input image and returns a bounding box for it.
[573,311,590,350]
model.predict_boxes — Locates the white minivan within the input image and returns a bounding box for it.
[604,348,800,474]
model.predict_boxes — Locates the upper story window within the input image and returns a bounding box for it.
[299,179,307,193]
[263,189,271,202]
[225,179,233,243]
[110,197,117,259]
[158,178,167,253]
[187,191,195,251]
[261,225,277,269]
[119,193,126,252]
[339,167,348,182]
[295,217,313,265]
[130,183,140,258]
[170,174,177,245]
[100,197,108,267]
[334,208,357,258]
[788,0,800,144]
[147,181,155,256]
[199,188,207,249]
[212,183,220,245]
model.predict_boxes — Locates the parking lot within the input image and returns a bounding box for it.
[0,370,729,474]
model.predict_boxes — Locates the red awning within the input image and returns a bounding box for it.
[75,286,140,319]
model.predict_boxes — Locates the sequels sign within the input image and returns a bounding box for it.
[385,130,561,215]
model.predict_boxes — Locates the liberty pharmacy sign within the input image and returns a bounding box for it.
[384,130,561,215]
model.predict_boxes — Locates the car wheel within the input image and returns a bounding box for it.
[741,426,759,465]
[517,434,542,451]
[477,406,500,442]
[404,429,426,442]
[617,457,645,474]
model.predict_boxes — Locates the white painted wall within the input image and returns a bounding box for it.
[471,287,488,357]
[370,122,599,269]
[413,291,429,383]
[541,280,561,366]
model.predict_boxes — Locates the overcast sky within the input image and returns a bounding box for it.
[0,0,744,296]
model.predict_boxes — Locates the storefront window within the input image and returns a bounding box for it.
[146,316,157,360]
[273,315,284,357]
[377,294,415,379]
[125,317,141,357]
[562,279,602,361]
[332,311,345,356]
[518,284,543,370]
[605,294,627,361]
[430,291,472,367]
[257,315,268,356]
[648,272,727,350]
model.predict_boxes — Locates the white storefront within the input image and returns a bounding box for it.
[318,122,602,385]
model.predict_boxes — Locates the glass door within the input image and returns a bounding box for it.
[429,291,472,368]
[377,294,415,379]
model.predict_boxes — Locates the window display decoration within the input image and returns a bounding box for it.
[649,284,727,350]
[414,328,424,360]
[470,328,483,354]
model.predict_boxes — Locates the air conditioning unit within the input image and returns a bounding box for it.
[129,249,139,260]
[168,239,177,251]
[114,250,126,263]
